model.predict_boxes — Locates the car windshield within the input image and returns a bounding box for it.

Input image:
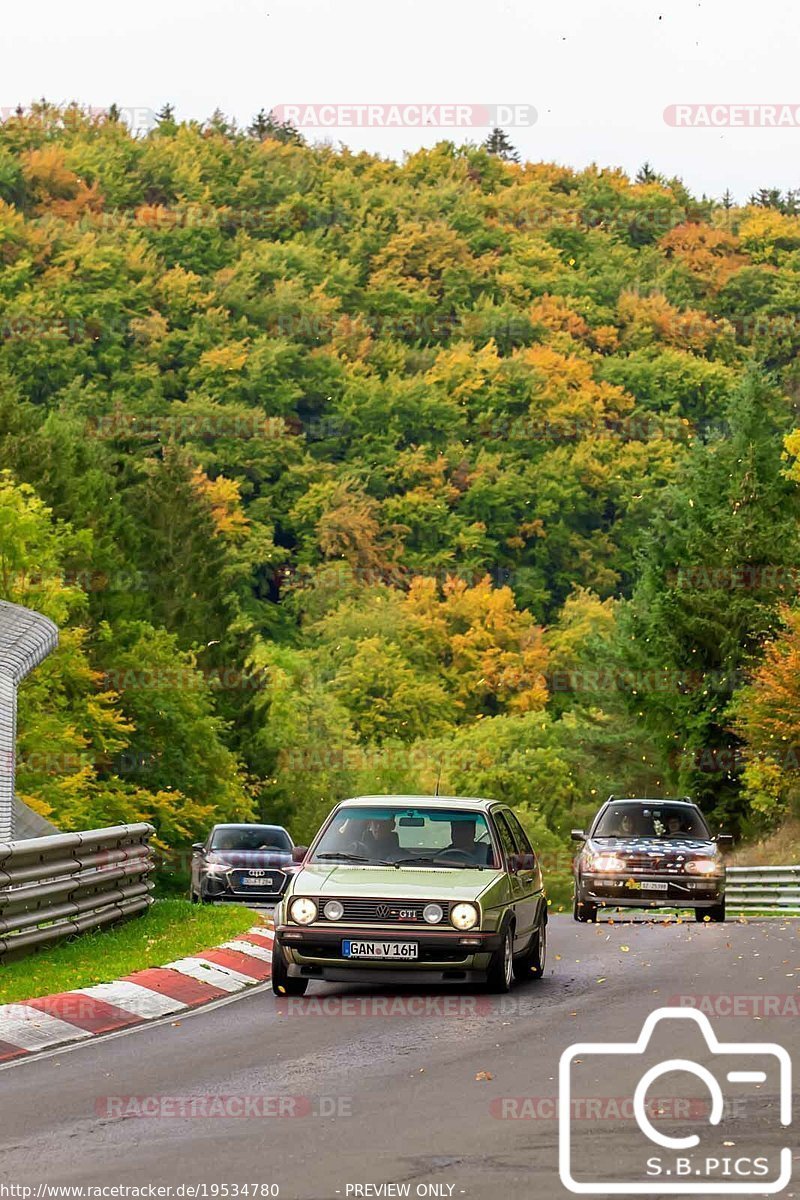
[210,826,292,852]
[593,803,711,840]
[311,806,499,869]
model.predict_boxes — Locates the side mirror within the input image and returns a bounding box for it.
[571,830,586,842]
[716,834,734,851]
[291,846,308,863]
[191,843,205,854]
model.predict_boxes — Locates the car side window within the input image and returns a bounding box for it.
[505,811,537,870]
[493,813,518,867]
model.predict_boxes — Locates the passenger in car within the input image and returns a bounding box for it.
[360,818,401,860]
[665,814,686,836]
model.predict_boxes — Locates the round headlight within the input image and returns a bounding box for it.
[323,899,344,921]
[289,897,318,925]
[450,902,479,930]
[423,903,444,925]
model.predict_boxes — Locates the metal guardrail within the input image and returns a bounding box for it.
[0,823,156,961]
[0,599,59,842]
[726,865,800,915]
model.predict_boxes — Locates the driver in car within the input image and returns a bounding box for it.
[443,819,490,865]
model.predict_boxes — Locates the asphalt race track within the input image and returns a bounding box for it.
[1,915,798,1199]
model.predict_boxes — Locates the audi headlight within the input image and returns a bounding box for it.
[592,854,626,873]
[450,902,479,930]
[423,903,444,925]
[686,859,720,876]
[323,900,344,921]
[289,897,318,925]
[204,856,229,875]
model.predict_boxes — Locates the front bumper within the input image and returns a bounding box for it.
[276,924,502,982]
[202,873,290,903]
[578,874,725,908]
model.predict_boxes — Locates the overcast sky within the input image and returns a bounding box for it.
[4,0,799,200]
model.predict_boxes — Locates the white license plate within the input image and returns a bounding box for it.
[242,876,274,887]
[342,940,418,960]
[639,881,669,892]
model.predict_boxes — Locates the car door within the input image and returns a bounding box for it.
[501,809,542,948]
[493,811,529,955]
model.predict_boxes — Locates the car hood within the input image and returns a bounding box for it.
[585,837,717,859]
[292,863,502,901]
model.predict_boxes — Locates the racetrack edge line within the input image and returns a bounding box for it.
[0,977,275,1072]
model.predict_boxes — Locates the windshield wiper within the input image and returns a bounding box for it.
[392,855,487,870]
[315,852,396,865]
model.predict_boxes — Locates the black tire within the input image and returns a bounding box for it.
[513,921,547,981]
[573,894,598,923]
[190,889,199,904]
[271,940,309,997]
[486,926,514,994]
[696,901,726,923]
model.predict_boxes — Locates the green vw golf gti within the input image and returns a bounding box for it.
[272,795,548,995]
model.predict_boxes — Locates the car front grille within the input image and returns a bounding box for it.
[319,898,455,926]
[615,857,685,874]
[229,869,288,896]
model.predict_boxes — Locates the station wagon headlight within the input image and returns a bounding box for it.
[423,903,444,925]
[589,854,626,873]
[290,897,318,925]
[450,902,479,930]
[686,859,719,875]
[323,900,344,921]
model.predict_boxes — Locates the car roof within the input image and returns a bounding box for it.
[602,798,699,808]
[337,795,498,813]
[211,822,289,830]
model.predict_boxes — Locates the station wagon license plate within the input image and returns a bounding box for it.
[342,940,418,959]
[637,881,669,891]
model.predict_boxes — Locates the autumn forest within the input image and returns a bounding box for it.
[2,104,800,871]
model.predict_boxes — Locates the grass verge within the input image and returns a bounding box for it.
[730,819,800,866]
[0,900,258,1006]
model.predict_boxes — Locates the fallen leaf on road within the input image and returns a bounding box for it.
[475,1071,493,1081]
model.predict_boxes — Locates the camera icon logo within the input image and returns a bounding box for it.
[559,1007,792,1194]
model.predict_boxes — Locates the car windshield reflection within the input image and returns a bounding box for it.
[210,825,293,852]
[310,807,499,869]
[593,803,711,840]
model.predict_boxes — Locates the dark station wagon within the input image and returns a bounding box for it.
[572,797,732,923]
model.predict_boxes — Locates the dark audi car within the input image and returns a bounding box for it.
[572,798,732,923]
[191,823,295,904]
